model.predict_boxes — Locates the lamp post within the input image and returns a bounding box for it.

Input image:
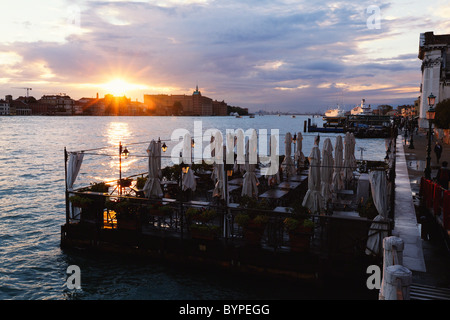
[118,142,129,196]
[408,117,415,149]
[424,93,436,180]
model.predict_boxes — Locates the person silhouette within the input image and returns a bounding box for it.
[434,141,443,164]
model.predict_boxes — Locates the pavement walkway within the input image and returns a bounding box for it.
[393,133,426,272]
[396,128,450,288]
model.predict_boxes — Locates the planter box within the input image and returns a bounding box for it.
[288,226,312,252]
[243,222,266,246]
[117,219,139,230]
[191,229,218,240]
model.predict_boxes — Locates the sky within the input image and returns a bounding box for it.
[0,0,449,113]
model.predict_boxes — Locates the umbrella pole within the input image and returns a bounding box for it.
[119,142,122,197]
[64,147,69,225]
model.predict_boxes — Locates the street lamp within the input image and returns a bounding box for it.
[424,93,436,179]
[408,117,415,149]
[119,142,130,196]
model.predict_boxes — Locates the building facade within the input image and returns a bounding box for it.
[40,94,75,115]
[418,31,450,128]
[0,99,9,115]
[143,86,227,116]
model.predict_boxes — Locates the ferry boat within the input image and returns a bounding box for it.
[324,105,345,118]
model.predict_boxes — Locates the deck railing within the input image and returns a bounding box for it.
[66,189,391,258]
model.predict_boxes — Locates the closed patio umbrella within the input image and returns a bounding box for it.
[321,138,334,204]
[233,129,245,174]
[281,132,296,177]
[264,133,280,187]
[181,133,196,191]
[343,132,356,183]
[143,139,163,198]
[212,131,225,199]
[294,132,305,169]
[365,170,389,256]
[241,129,259,197]
[332,135,344,192]
[302,138,323,213]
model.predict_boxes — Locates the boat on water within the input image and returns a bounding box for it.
[324,105,345,118]
[351,99,372,116]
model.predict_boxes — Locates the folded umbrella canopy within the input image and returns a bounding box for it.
[281,132,296,177]
[332,135,344,192]
[143,139,163,198]
[365,170,389,256]
[321,138,334,204]
[212,130,225,199]
[294,132,305,169]
[233,129,245,174]
[302,140,323,214]
[264,133,280,187]
[181,133,196,192]
[343,132,356,183]
[241,129,259,198]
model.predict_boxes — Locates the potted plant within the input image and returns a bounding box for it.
[190,224,221,240]
[114,200,139,230]
[235,213,269,246]
[186,208,219,240]
[88,182,109,193]
[284,217,314,252]
[119,178,133,188]
[136,176,147,190]
[69,195,93,209]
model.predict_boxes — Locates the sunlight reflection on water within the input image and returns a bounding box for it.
[0,115,386,300]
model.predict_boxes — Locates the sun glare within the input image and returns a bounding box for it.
[102,78,147,96]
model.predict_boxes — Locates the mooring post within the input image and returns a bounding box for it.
[383,265,412,300]
[380,236,404,300]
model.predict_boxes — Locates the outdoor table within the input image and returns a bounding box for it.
[259,189,289,206]
[287,174,308,183]
[273,206,293,213]
[333,211,360,218]
[228,178,243,186]
[276,181,301,190]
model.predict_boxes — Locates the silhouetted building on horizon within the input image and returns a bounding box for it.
[143,85,228,116]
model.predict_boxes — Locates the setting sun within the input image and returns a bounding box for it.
[102,78,147,96]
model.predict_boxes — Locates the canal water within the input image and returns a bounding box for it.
[0,115,386,300]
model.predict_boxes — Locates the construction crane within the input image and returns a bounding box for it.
[12,87,32,97]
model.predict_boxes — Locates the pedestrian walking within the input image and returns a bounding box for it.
[434,141,443,164]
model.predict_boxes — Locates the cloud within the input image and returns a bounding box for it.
[0,0,446,110]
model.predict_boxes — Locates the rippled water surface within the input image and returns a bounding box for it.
[0,116,385,300]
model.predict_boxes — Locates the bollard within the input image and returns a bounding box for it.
[379,236,404,300]
[383,265,412,300]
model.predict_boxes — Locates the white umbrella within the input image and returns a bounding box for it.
[233,129,245,174]
[143,140,163,198]
[264,134,280,186]
[332,135,344,192]
[321,138,334,204]
[294,132,305,169]
[241,130,259,197]
[343,132,356,183]
[181,133,196,191]
[212,131,225,199]
[281,132,296,177]
[302,141,323,213]
[365,170,389,256]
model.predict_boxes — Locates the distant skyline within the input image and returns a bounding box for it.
[1,0,449,113]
